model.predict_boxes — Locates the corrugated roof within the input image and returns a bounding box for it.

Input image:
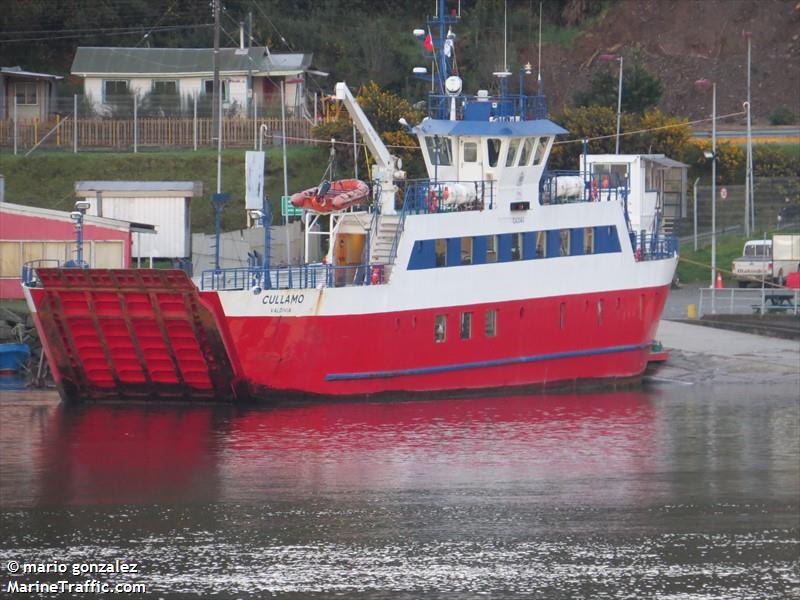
[75,181,203,197]
[71,47,311,76]
[1,66,63,80]
[0,201,150,232]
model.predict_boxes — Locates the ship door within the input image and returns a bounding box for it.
[458,137,484,182]
[333,233,366,286]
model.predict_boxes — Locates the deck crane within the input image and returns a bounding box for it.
[334,82,406,215]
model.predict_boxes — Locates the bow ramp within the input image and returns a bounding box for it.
[33,269,240,401]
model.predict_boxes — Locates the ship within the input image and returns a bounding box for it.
[21,1,679,403]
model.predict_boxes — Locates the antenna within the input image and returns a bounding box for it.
[504,0,508,72]
[537,1,543,94]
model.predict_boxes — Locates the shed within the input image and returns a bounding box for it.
[0,202,152,300]
[1,66,63,121]
[75,181,202,260]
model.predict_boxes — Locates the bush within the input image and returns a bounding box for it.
[753,145,800,178]
[768,105,796,126]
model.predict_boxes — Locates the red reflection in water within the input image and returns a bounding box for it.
[20,391,656,507]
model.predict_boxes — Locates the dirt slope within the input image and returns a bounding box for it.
[538,0,799,123]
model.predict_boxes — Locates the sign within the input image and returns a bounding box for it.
[281,195,304,217]
[720,187,728,200]
[245,151,265,210]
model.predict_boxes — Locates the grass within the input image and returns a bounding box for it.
[677,231,783,285]
[0,146,329,233]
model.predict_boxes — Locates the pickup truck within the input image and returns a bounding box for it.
[732,234,800,287]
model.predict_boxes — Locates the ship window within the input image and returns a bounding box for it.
[584,227,594,254]
[463,141,478,163]
[487,138,501,167]
[425,136,453,166]
[435,239,447,267]
[435,315,447,343]
[511,232,522,260]
[461,237,473,265]
[559,302,566,330]
[560,229,570,256]
[505,139,520,166]
[485,309,497,337]
[535,231,546,258]
[591,163,628,188]
[533,137,549,165]
[460,312,473,340]
[486,235,498,263]
[518,137,535,166]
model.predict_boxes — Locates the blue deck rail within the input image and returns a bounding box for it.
[399,178,496,215]
[200,262,386,292]
[427,93,548,121]
[631,231,679,261]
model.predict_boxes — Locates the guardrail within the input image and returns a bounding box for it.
[399,179,495,215]
[427,93,547,121]
[698,287,799,317]
[540,170,629,205]
[632,232,679,261]
[199,262,386,291]
[21,259,62,287]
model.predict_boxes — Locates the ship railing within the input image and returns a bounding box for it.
[540,170,629,205]
[21,259,62,288]
[630,231,679,261]
[427,93,547,121]
[199,262,387,291]
[398,178,495,215]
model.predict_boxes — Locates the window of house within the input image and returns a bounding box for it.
[435,239,447,267]
[102,80,129,101]
[486,235,498,263]
[203,79,229,101]
[511,232,522,260]
[583,227,594,255]
[461,237,473,265]
[435,314,447,343]
[560,229,570,256]
[152,80,178,95]
[487,138,501,167]
[535,231,546,258]
[425,136,453,166]
[15,83,37,105]
[505,139,520,166]
[485,309,497,337]
[460,312,472,340]
[463,141,478,163]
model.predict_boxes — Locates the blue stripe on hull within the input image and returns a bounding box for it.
[325,342,649,382]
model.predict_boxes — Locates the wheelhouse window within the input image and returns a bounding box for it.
[435,239,447,267]
[463,141,478,163]
[425,136,453,166]
[485,309,497,337]
[486,235,498,263]
[518,137,535,166]
[152,80,178,95]
[533,137,549,165]
[592,163,629,188]
[505,139,520,166]
[460,312,473,340]
[435,315,447,343]
[487,138,502,167]
[103,80,129,102]
[15,82,38,105]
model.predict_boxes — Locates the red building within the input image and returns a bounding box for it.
[0,202,146,300]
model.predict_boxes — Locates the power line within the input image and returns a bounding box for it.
[0,24,213,44]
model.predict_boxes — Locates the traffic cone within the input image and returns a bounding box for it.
[716,271,723,289]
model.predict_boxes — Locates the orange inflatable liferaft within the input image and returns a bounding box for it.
[290,179,369,214]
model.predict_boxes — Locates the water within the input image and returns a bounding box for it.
[1,385,798,598]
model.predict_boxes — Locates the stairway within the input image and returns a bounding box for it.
[369,213,402,267]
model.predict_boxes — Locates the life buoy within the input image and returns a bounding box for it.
[601,175,609,189]
[428,190,438,213]
[590,179,599,201]
[370,265,382,285]
[634,247,642,262]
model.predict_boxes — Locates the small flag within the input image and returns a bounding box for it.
[444,38,453,58]
[424,34,433,53]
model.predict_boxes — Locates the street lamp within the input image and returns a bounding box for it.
[599,53,623,154]
[695,78,717,293]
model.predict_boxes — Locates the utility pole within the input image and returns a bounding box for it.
[212,0,221,193]
[247,11,253,120]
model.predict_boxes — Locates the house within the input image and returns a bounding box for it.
[0,202,152,300]
[0,67,62,121]
[70,47,313,117]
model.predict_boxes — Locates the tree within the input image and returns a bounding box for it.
[573,58,663,114]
